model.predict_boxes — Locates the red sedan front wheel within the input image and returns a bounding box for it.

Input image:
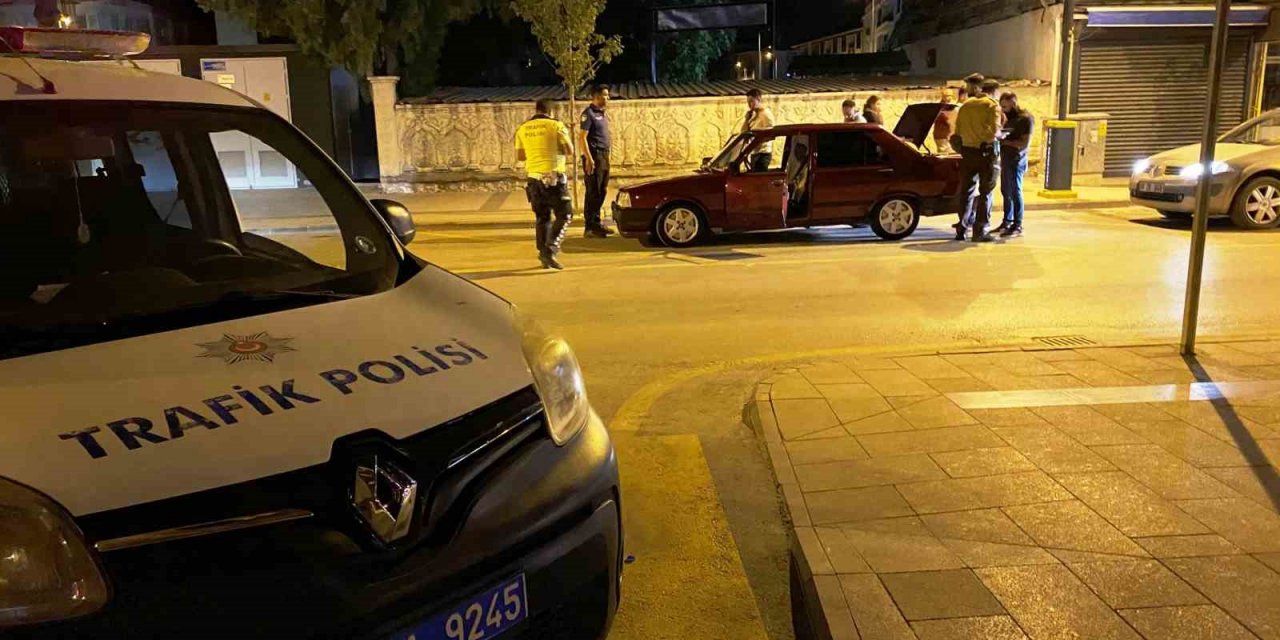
[655,205,707,247]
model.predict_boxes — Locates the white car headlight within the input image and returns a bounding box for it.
[1179,161,1232,179]
[1133,158,1151,175]
[616,191,632,208]
[0,477,108,627]
[518,315,590,446]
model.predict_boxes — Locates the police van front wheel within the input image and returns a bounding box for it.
[655,205,707,247]
[870,198,920,240]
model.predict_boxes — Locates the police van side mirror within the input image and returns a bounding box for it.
[371,199,416,245]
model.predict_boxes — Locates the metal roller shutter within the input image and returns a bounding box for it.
[1075,30,1252,177]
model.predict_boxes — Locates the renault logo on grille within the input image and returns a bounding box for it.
[352,456,417,545]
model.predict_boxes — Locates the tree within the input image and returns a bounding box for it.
[194,0,493,79]
[661,30,735,83]
[510,0,622,206]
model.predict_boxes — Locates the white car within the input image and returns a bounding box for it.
[0,27,621,639]
[1130,109,1280,230]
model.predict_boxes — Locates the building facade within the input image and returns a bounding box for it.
[893,0,1276,177]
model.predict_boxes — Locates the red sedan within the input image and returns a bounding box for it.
[613,103,962,246]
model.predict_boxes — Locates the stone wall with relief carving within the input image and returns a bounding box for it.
[389,85,1053,180]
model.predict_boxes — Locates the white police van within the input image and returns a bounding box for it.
[0,27,621,639]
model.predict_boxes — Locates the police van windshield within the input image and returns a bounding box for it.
[0,102,402,360]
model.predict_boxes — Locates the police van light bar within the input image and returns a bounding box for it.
[0,26,151,57]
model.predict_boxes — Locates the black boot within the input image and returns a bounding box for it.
[953,224,967,241]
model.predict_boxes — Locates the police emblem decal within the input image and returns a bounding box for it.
[197,332,296,364]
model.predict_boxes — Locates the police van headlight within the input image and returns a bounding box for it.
[0,477,108,627]
[519,315,590,446]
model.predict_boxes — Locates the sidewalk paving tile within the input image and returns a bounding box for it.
[910,615,1028,640]
[1235,403,1280,426]
[1002,500,1148,556]
[976,352,1068,377]
[813,575,861,640]
[856,426,1004,457]
[895,355,972,380]
[966,407,1050,427]
[1133,534,1243,558]
[838,574,916,640]
[826,395,894,424]
[1176,497,1280,553]
[838,528,967,573]
[1166,555,1280,639]
[844,515,931,536]
[940,538,1060,568]
[1033,349,1096,362]
[814,527,873,574]
[1077,348,1171,373]
[888,395,939,409]
[896,471,1073,514]
[1091,402,1188,424]
[894,396,979,429]
[993,425,1117,473]
[816,383,883,399]
[806,486,916,525]
[794,455,946,492]
[1054,471,1210,537]
[800,362,865,385]
[926,377,994,394]
[1065,558,1206,608]
[785,436,869,465]
[1030,405,1148,446]
[1122,420,1257,468]
[880,569,1005,620]
[1158,403,1280,443]
[920,509,1034,545]
[772,399,841,440]
[976,564,1142,639]
[1120,605,1260,640]
[1132,369,1205,385]
[1050,360,1147,387]
[1196,344,1277,368]
[1203,466,1280,512]
[1226,341,1280,355]
[1257,553,1280,573]
[842,410,916,436]
[1129,345,1185,358]
[930,447,1038,478]
[796,426,851,441]
[860,369,938,397]
[1092,444,1240,500]
[770,373,824,399]
[839,355,905,372]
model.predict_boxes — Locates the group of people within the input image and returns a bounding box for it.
[513,73,1035,268]
[947,73,1035,241]
[513,84,615,270]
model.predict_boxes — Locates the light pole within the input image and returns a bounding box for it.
[1181,0,1233,355]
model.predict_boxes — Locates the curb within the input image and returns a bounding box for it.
[741,337,1278,640]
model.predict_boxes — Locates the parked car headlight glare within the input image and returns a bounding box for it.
[1179,161,1232,179]
[1132,158,1151,175]
[518,314,590,446]
[0,477,108,628]
[616,191,632,208]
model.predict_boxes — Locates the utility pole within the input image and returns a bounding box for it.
[1040,0,1078,198]
[1181,0,1232,355]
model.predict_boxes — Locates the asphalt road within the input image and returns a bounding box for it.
[295,205,1280,639]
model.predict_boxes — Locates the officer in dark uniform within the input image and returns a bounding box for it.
[579,84,615,238]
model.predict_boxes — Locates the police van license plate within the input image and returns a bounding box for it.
[1138,182,1164,194]
[390,575,527,640]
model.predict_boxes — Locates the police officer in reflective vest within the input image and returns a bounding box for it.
[579,84,615,238]
[952,74,1002,242]
[515,99,574,270]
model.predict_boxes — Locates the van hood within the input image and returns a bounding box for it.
[1149,143,1277,167]
[0,265,534,516]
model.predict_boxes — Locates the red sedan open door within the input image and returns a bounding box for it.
[723,134,788,231]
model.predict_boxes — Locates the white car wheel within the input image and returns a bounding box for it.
[869,198,920,240]
[656,206,705,246]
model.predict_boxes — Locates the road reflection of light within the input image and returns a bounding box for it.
[1159,240,1219,322]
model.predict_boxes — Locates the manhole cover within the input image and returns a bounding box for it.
[1034,335,1097,348]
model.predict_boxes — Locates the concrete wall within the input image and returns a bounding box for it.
[370,78,1054,189]
[902,5,1062,82]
